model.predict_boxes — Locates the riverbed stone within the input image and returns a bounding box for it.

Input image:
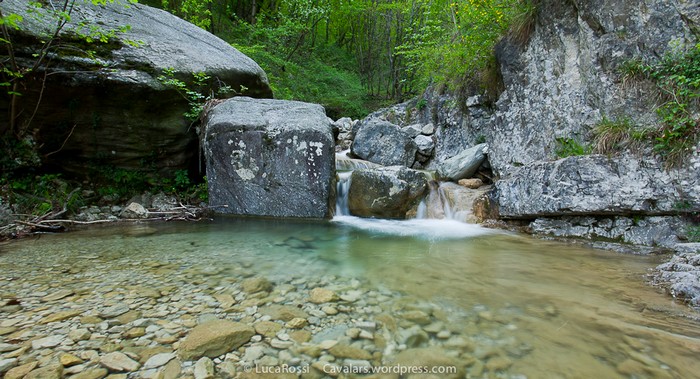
[241,277,273,294]
[59,352,83,367]
[31,335,65,349]
[309,288,339,304]
[193,357,215,379]
[100,304,131,319]
[348,166,428,219]
[4,362,38,379]
[143,353,177,369]
[100,352,140,372]
[0,358,17,373]
[258,305,309,322]
[70,368,109,379]
[40,310,83,324]
[41,290,75,302]
[178,320,255,360]
[328,344,372,360]
[24,364,63,379]
[203,97,335,219]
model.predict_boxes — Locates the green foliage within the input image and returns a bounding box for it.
[0,173,83,217]
[615,44,700,167]
[592,116,647,154]
[157,68,233,121]
[161,0,212,30]
[555,137,591,158]
[687,225,700,243]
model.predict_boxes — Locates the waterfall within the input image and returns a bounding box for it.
[415,181,486,223]
[336,171,352,216]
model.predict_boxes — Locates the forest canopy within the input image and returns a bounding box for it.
[149,0,536,118]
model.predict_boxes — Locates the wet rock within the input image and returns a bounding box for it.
[258,305,309,322]
[40,310,83,324]
[254,321,283,338]
[403,310,431,325]
[203,97,335,219]
[285,317,308,329]
[41,289,75,302]
[241,277,273,294]
[485,356,512,372]
[351,120,418,167]
[100,352,140,372]
[143,353,177,369]
[0,343,19,353]
[100,304,131,319]
[436,144,488,181]
[458,178,484,189]
[4,362,38,379]
[309,288,339,304]
[178,319,255,360]
[59,352,83,367]
[68,328,92,342]
[31,335,65,349]
[24,364,63,379]
[0,359,17,373]
[328,344,371,360]
[348,166,428,219]
[69,368,109,379]
[193,357,215,379]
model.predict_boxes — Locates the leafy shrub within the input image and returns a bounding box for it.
[555,137,591,158]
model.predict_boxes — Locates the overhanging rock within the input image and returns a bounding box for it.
[203,97,335,219]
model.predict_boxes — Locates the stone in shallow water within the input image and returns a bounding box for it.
[258,305,309,322]
[4,362,38,379]
[253,321,283,338]
[328,344,371,360]
[41,290,75,302]
[40,310,83,324]
[68,328,91,342]
[0,343,20,353]
[31,335,65,349]
[241,277,273,294]
[100,352,141,372]
[25,364,63,379]
[309,288,338,304]
[178,320,254,361]
[99,304,131,319]
[59,352,84,367]
[69,368,109,379]
[143,353,177,369]
[193,357,215,379]
[0,358,17,374]
[391,348,464,379]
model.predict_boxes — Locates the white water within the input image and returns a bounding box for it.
[334,153,492,238]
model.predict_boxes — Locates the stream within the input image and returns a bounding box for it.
[1,217,699,378]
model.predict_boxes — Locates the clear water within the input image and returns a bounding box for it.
[1,217,699,378]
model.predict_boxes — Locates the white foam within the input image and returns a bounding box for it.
[331,215,495,240]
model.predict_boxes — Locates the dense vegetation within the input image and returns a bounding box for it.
[145,0,536,117]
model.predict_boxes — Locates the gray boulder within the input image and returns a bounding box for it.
[496,154,700,218]
[436,144,488,181]
[414,135,435,156]
[202,97,335,219]
[348,166,427,219]
[351,120,417,167]
[0,0,272,175]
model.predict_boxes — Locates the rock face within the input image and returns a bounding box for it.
[496,154,700,218]
[0,0,272,175]
[202,97,335,219]
[351,120,417,167]
[348,166,428,219]
[178,320,255,361]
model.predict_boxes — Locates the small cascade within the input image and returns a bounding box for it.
[415,180,487,223]
[335,171,352,216]
[336,150,381,171]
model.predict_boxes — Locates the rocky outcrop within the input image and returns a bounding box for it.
[351,120,417,167]
[0,0,272,175]
[654,245,700,308]
[202,97,335,219]
[348,166,427,219]
[496,154,700,218]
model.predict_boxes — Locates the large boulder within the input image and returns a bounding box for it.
[348,166,428,219]
[351,120,417,167]
[202,97,335,219]
[496,154,700,218]
[0,0,272,175]
[436,144,489,181]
